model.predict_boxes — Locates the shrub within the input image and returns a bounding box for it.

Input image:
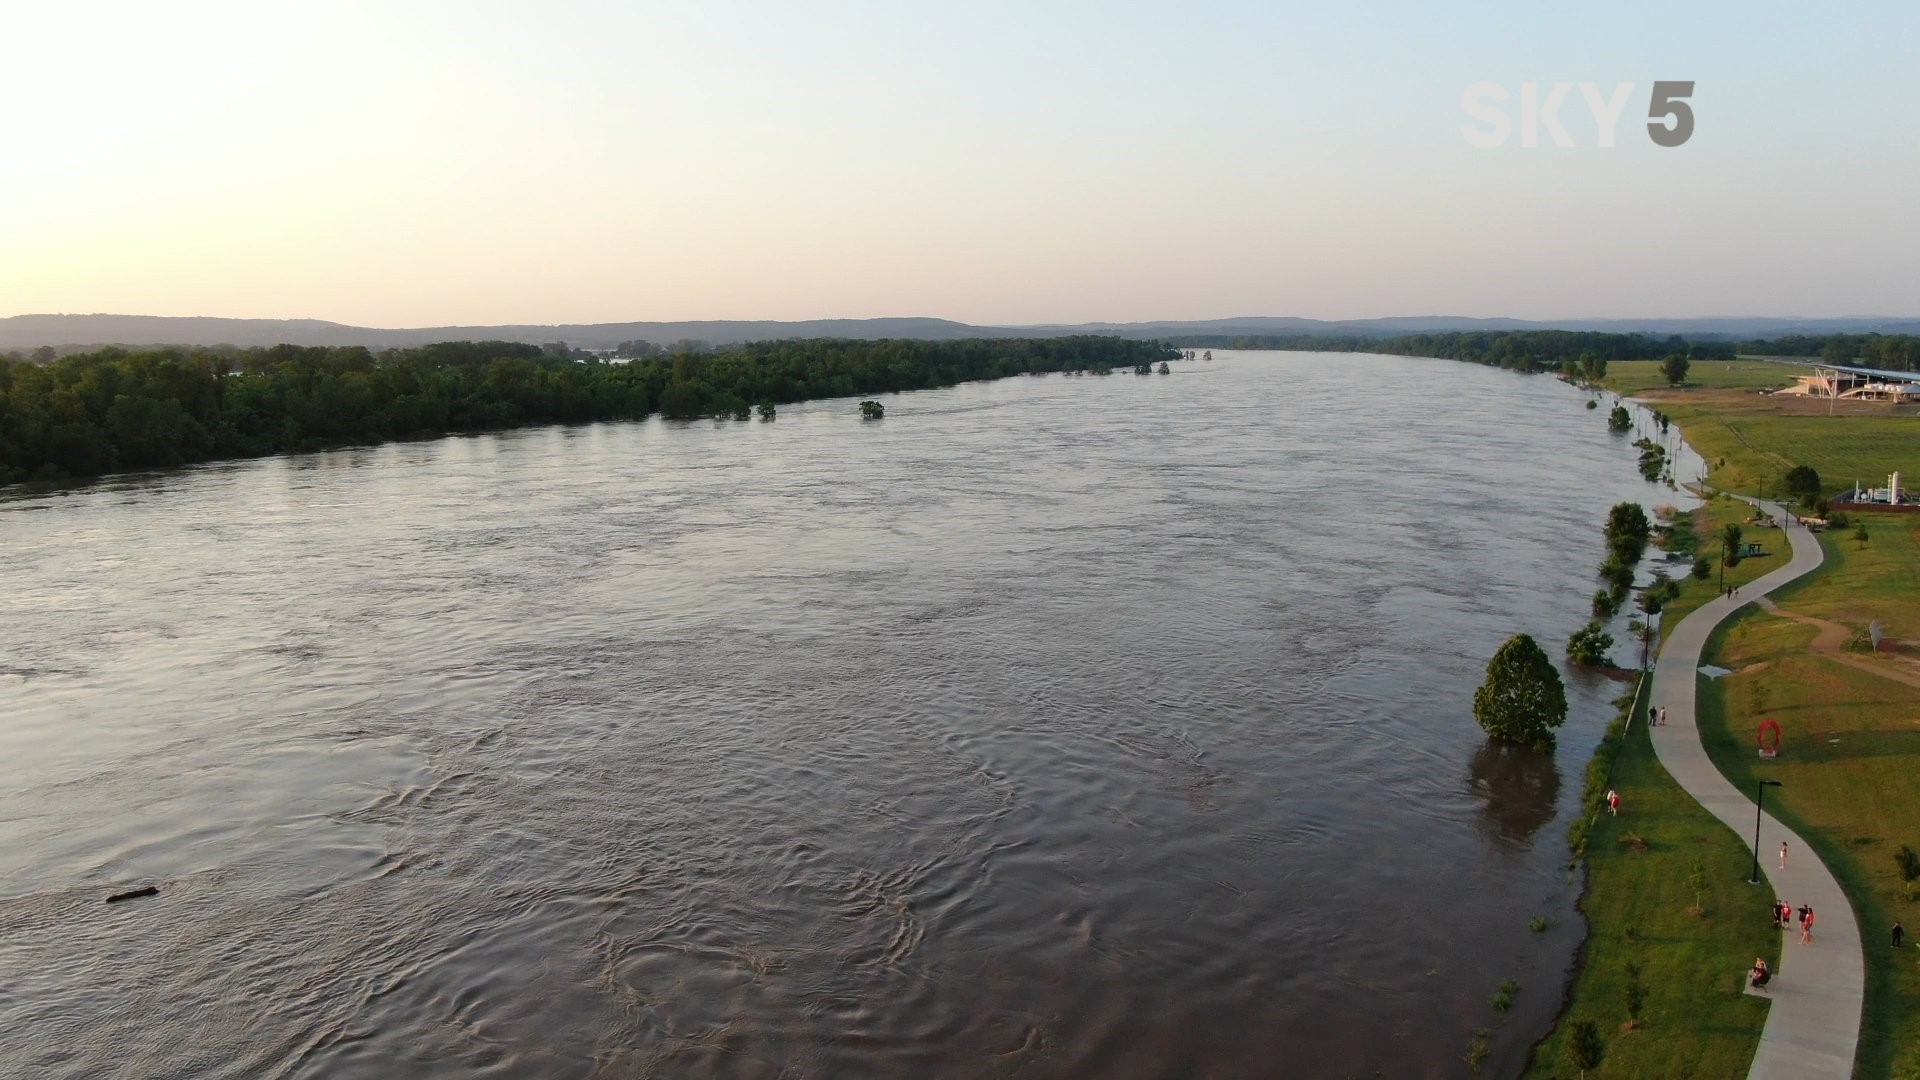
[1896,844,1920,883]
[1567,1019,1604,1077]
[1566,622,1615,667]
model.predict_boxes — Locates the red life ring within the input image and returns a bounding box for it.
[1757,719,1782,753]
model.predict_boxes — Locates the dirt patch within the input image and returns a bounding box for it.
[1754,598,1920,692]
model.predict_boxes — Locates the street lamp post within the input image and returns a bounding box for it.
[1749,779,1784,884]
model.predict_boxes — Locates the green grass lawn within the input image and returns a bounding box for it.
[1524,682,1775,1079]
[1673,408,1920,499]
[1780,510,1920,642]
[1606,359,1799,395]
[1696,530,1920,1080]
[1601,361,1919,499]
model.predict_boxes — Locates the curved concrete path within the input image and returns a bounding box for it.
[1647,498,1863,1079]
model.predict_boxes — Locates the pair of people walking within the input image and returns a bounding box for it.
[1605,789,1620,816]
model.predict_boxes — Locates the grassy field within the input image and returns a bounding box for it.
[1536,365,1920,1077]
[1605,359,1800,396]
[1523,680,1775,1079]
[1693,513,1920,1080]
[1601,360,1920,498]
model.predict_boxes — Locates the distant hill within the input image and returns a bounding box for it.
[6,312,1920,352]
[0,314,1007,351]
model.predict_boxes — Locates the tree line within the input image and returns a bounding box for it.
[1738,333,1920,371]
[1166,331,1740,372]
[0,336,1178,484]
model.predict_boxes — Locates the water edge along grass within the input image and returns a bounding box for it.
[1524,672,1775,1078]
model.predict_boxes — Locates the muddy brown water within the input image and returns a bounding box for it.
[0,352,1696,1078]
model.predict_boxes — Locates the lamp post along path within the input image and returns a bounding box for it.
[1750,779,1783,884]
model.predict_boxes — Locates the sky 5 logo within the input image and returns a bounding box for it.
[1461,82,1694,148]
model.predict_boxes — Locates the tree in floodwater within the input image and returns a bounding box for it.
[859,400,884,419]
[1473,634,1568,751]
[1607,405,1632,432]
[1565,622,1615,668]
[757,401,776,420]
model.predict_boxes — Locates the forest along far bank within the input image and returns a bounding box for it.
[8,327,1920,489]
[0,337,1178,485]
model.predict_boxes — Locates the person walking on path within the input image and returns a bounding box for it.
[1895,921,1906,948]
[1781,841,1789,870]
[1801,906,1817,945]
[1658,705,1667,726]
[1606,789,1620,816]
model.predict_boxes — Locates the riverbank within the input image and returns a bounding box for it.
[1561,359,1920,1078]
[1523,492,1782,1079]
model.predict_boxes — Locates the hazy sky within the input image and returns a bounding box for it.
[5,1,1917,326]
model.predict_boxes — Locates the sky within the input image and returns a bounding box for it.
[4,1,1918,327]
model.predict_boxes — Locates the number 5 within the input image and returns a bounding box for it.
[1647,81,1694,147]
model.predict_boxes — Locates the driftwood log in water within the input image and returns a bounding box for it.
[105,886,159,904]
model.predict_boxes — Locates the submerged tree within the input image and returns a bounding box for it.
[1607,405,1633,432]
[1565,622,1615,667]
[859,399,885,419]
[1474,634,1568,751]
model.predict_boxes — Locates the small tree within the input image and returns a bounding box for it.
[1624,960,1647,1029]
[1157,362,1171,374]
[1608,405,1633,432]
[757,401,776,420]
[1661,353,1691,386]
[1627,619,1655,669]
[1691,556,1712,581]
[1566,622,1615,667]
[1475,634,1569,751]
[1895,844,1920,883]
[1720,518,1751,584]
[859,400,885,419]
[1567,1019,1604,1078]
[1685,857,1708,915]
[1721,522,1745,568]
[1854,523,1871,547]
[1606,502,1653,556]
[1783,464,1822,505]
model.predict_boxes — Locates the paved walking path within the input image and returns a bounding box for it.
[1646,498,1863,1079]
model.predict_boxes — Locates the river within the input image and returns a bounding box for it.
[0,351,1696,1078]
